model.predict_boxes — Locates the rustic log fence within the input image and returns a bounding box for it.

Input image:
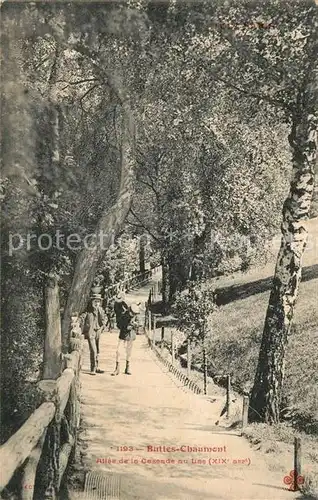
[144,275,304,491]
[0,276,82,499]
[144,305,202,395]
[3,266,303,496]
[151,343,203,395]
[145,296,241,416]
[0,265,161,499]
[104,265,161,299]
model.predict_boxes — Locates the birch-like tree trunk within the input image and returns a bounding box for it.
[249,75,317,423]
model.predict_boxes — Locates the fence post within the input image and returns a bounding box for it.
[242,395,249,433]
[226,375,231,418]
[171,331,175,366]
[148,309,152,336]
[203,344,208,395]
[68,328,82,459]
[187,340,192,378]
[43,275,62,380]
[20,433,46,500]
[294,437,302,491]
[152,315,156,348]
[42,275,63,499]
[161,327,165,352]
[144,302,148,329]
[68,379,77,453]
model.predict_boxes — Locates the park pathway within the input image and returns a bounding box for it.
[74,274,300,500]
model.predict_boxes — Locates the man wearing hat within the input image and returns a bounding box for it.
[111,303,139,376]
[82,293,106,375]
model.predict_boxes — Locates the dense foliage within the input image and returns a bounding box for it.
[1,0,316,438]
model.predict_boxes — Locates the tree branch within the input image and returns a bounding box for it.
[78,84,99,103]
[55,78,100,86]
[70,43,129,108]
[215,24,288,87]
[128,208,159,241]
[215,75,291,112]
[137,176,160,198]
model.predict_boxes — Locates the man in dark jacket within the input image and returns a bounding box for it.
[113,292,129,330]
[111,303,139,376]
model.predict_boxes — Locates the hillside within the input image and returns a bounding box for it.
[202,217,318,497]
[203,218,317,425]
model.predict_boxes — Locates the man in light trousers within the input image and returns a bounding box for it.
[111,303,139,376]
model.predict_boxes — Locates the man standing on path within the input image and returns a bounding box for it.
[83,294,106,375]
[111,303,139,376]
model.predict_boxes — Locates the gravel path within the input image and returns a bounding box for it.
[75,276,302,500]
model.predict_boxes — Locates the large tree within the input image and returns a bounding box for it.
[131,1,317,422]
[0,2,143,434]
[128,4,291,306]
[208,0,318,423]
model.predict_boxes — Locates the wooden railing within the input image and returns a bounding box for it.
[0,277,82,499]
[144,302,202,396]
[103,265,161,299]
[152,344,203,395]
[0,267,161,499]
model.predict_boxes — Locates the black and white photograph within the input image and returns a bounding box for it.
[0,1,317,499]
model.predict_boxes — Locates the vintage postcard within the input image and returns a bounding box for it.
[0,1,317,499]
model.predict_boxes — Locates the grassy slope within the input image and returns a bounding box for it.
[208,276,318,426]
[205,217,318,427]
[201,217,318,497]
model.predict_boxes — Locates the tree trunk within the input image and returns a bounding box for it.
[168,257,178,303]
[43,276,62,380]
[203,339,208,396]
[139,236,146,275]
[61,105,135,350]
[168,256,189,302]
[249,83,317,423]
